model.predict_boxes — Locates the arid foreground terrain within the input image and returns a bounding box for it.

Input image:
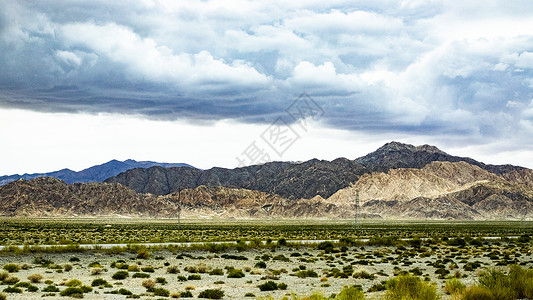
[0,219,531,299]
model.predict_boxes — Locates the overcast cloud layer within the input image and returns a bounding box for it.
[1,0,533,170]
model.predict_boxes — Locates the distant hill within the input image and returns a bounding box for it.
[0,159,194,186]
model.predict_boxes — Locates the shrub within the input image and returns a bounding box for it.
[178,275,187,281]
[69,257,80,262]
[66,279,82,287]
[156,277,167,284]
[368,282,387,292]
[297,269,319,278]
[3,264,20,273]
[59,287,84,297]
[167,265,180,274]
[42,285,60,292]
[244,292,255,297]
[132,272,150,278]
[198,288,224,299]
[209,268,224,275]
[118,288,133,295]
[277,283,288,290]
[88,261,102,268]
[90,268,103,275]
[0,272,8,281]
[318,241,335,252]
[127,265,140,272]
[188,274,201,280]
[152,287,170,297]
[112,271,129,280]
[2,286,22,293]
[3,276,20,284]
[444,278,465,295]
[258,281,278,291]
[142,279,156,289]
[27,284,39,292]
[14,281,31,288]
[227,269,245,278]
[136,248,150,259]
[27,273,43,283]
[354,270,375,279]
[278,238,287,246]
[476,265,533,300]
[64,264,73,272]
[0,293,6,300]
[91,278,109,287]
[141,266,154,273]
[384,274,438,300]
[337,286,365,300]
[181,290,194,297]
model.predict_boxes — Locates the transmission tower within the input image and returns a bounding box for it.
[520,201,528,233]
[177,187,182,230]
[353,189,360,232]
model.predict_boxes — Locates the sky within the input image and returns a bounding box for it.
[1,0,533,175]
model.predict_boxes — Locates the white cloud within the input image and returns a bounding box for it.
[60,22,271,93]
[55,50,82,67]
[285,9,403,34]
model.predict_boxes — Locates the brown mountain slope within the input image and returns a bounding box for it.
[0,178,345,218]
[326,161,499,205]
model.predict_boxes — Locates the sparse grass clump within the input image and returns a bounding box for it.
[337,285,366,300]
[444,278,465,295]
[383,274,438,300]
[142,279,156,289]
[27,273,43,283]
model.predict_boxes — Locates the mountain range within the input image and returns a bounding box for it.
[0,159,194,186]
[0,142,532,219]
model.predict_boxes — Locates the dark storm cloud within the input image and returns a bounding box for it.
[1,0,533,146]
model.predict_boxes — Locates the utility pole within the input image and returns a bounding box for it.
[353,188,360,232]
[520,202,528,233]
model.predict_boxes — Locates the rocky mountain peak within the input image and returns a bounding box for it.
[416,144,445,153]
[376,141,417,152]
